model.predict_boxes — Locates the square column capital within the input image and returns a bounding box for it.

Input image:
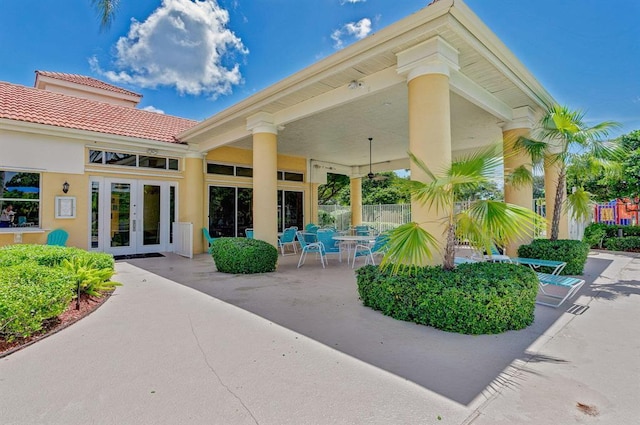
[501,106,537,131]
[247,112,278,134]
[396,36,459,81]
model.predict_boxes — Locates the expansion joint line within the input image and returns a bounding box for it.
[188,314,259,425]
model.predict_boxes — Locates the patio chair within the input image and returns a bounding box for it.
[46,228,68,246]
[535,272,585,308]
[471,243,511,263]
[202,227,217,254]
[352,234,389,268]
[295,231,326,268]
[315,229,343,263]
[510,257,567,275]
[454,256,478,266]
[278,227,298,255]
[245,228,254,239]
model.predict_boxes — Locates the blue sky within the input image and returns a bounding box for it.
[1,0,638,137]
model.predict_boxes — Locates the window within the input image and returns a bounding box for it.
[0,171,40,228]
[89,149,179,171]
[208,163,304,182]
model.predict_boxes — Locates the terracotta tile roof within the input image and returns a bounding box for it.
[0,81,197,144]
[35,70,142,98]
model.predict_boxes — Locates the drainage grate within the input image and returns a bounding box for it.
[566,304,589,315]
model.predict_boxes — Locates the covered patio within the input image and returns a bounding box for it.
[180,0,565,260]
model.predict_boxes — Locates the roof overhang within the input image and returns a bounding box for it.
[179,0,554,174]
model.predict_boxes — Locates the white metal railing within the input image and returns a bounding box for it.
[319,199,585,241]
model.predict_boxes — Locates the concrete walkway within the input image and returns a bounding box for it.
[0,251,638,424]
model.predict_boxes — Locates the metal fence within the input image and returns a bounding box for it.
[319,198,587,241]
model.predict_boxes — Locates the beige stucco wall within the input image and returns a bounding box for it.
[205,146,311,227]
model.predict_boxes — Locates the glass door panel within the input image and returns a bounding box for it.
[110,183,132,248]
[209,186,236,237]
[237,188,253,237]
[284,191,303,229]
[91,181,100,249]
[142,184,161,246]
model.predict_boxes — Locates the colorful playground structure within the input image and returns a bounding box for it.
[594,198,640,226]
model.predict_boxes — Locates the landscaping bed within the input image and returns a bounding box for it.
[0,245,119,357]
[356,262,539,335]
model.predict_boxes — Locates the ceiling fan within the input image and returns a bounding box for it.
[366,137,388,181]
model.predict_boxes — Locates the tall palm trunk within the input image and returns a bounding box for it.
[550,168,566,241]
[443,218,457,271]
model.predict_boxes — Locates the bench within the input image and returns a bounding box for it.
[511,257,567,275]
[535,272,585,308]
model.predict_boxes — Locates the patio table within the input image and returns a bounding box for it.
[332,235,376,264]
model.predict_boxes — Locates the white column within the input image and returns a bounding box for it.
[397,36,458,265]
[247,113,279,247]
[502,107,536,255]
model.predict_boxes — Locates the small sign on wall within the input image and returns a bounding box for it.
[55,196,76,219]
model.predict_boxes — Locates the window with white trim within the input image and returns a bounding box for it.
[0,171,40,228]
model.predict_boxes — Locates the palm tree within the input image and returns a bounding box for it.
[381,146,544,272]
[517,105,621,240]
[91,0,119,29]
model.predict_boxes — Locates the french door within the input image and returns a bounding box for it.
[90,177,177,255]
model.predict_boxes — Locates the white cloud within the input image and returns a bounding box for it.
[91,0,248,98]
[340,0,366,4]
[141,105,165,114]
[331,18,372,49]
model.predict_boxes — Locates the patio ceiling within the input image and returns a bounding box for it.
[180,0,554,175]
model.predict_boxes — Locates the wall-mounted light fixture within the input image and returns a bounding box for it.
[62,181,70,194]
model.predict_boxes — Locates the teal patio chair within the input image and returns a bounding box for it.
[278,227,298,255]
[245,228,254,239]
[315,229,342,263]
[295,231,326,268]
[352,234,389,268]
[202,227,217,254]
[47,228,69,246]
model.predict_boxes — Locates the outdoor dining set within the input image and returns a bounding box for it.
[277,224,388,269]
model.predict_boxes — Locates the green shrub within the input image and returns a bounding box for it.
[0,264,75,341]
[356,262,538,335]
[62,256,121,298]
[211,237,278,274]
[517,239,589,275]
[0,245,114,270]
[604,236,640,252]
[583,223,608,248]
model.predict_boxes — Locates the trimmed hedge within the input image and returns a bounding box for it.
[356,262,538,335]
[211,237,278,274]
[517,239,589,275]
[0,245,117,341]
[604,236,640,252]
[0,244,114,270]
[0,264,75,341]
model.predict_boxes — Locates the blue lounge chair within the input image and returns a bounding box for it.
[535,272,585,308]
[511,257,567,275]
[46,228,68,246]
[245,228,254,239]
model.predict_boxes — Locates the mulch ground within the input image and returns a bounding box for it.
[0,292,112,358]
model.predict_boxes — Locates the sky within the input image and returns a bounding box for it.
[1,0,639,138]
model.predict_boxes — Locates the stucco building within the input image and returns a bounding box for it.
[0,0,567,260]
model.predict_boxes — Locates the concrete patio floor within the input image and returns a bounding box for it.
[1,250,638,424]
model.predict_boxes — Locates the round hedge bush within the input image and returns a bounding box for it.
[356,262,538,335]
[211,237,278,274]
